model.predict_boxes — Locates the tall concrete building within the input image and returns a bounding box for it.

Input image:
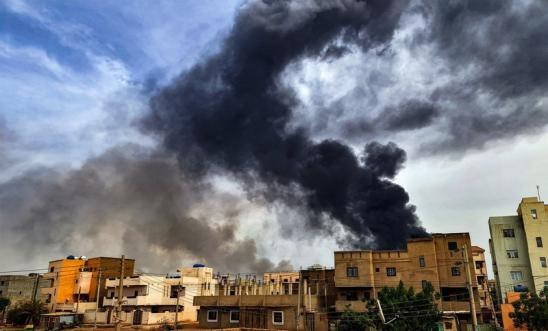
[489,197,548,303]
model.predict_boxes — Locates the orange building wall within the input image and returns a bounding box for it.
[501,292,527,331]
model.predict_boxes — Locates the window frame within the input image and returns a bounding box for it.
[229,310,239,323]
[207,310,218,322]
[503,229,515,238]
[448,241,458,251]
[506,250,519,259]
[272,310,284,325]
[541,257,547,268]
[451,266,461,277]
[536,237,543,247]
[386,267,397,277]
[531,209,538,219]
[419,256,426,268]
[346,266,359,278]
[510,271,523,281]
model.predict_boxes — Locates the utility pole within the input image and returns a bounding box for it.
[174,284,181,331]
[115,255,125,331]
[462,244,478,330]
[94,268,102,329]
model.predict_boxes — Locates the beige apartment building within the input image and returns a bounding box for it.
[471,246,496,323]
[102,266,215,325]
[489,197,548,303]
[334,233,481,329]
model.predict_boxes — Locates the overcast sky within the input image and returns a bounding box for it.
[1,0,547,277]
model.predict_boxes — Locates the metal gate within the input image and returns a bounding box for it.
[305,313,315,331]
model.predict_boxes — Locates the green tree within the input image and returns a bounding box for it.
[338,306,374,331]
[375,281,441,331]
[6,300,47,326]
[511,288,548,331]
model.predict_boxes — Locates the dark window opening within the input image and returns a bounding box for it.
[503,229,515,238]
[386,267,396,277]
[419,256,425,268]
[346,267,358,278]
[448,242,458,251]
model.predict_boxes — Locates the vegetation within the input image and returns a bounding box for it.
[511,288,548,331]
[0,298,10,321]
[6,300,47,326]
[337,281,441,331]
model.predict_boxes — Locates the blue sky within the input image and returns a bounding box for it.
[0,0,241,179]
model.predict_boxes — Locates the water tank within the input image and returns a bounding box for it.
[67,255,75,260]
[514,284,528,292]
[193,263,206,268]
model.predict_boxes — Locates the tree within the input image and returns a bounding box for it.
[338,306,374,331]
[0,298,10,321]
[375,281,441,331]
[511,288,548,331]
[6,300,47,326]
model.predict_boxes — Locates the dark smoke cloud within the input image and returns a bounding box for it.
[0,145,289,273]
[146,0,426,249]
[284,0,548,155]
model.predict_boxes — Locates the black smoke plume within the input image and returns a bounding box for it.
[146,0,426,249]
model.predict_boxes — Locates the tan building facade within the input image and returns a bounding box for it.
[334,233,481,324]
[41,256,134,312]
[489,197,548,303]
[0,274,50,306]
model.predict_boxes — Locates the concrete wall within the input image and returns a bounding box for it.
[489,215,534,302]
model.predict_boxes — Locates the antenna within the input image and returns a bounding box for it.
[537,185,541,201]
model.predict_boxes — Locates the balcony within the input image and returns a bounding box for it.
[194,294,314,309]
[335,300,368,312]
[441,300,480,313]
[103,296,178,307]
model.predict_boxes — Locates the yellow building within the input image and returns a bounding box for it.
[41,256,134,312]
[334,233,481,328]
[489,197,548,303]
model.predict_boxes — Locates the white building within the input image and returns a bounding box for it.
[101,266,215,326]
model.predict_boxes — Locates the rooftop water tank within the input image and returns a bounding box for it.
[193,263,206,268]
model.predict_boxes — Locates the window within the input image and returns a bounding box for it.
[503,229,515,238]
[375,267,380,273]
[475,261,483,269]
[170,286,183,298]
[346,267,358,278]
[50,267,54,272]
[448,242,458,251]
[451,267,460,276]
[229,310,239,323]
[531,209,538,219]
[272,311,284,325]
[386,267,396,277]
[0,281,4,285]
[419,256,425,268]
[344,291,358,301]
[541,257,547,268]
[0,290,2,295]
[506,250,519,259]
[207,310,218,322]
[510,271,523,281]
[544,281,548,289]
[537,237,543,247]
[421,280,428,290]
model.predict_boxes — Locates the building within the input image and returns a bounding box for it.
[471,246,496,323]
[102,265,215,325]
[0,274,50,306]
[489,197,548,303]
[41,256,135,312]
[194,270,331,331]
[334,233,481,329]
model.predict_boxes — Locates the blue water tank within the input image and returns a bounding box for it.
[514,284,528,292]
[193,263,206,268]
